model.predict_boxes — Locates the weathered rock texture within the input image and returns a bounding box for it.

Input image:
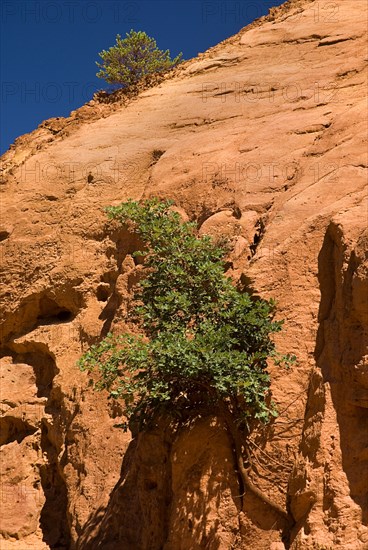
[1,0,367,548]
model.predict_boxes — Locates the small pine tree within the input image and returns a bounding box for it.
[96,30,183,87]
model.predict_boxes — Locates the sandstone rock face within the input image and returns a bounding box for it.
[1,0,367,548]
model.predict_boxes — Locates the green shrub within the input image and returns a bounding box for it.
[96,30,183,87]
[78,198,294,432]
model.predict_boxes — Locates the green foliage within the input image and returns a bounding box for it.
[78,199,294,431]
[96,30,183,87]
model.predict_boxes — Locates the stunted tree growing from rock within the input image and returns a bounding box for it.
[78,198,295,523]
[96,30,182,87]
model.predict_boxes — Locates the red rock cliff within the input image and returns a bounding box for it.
[0,0,367,548]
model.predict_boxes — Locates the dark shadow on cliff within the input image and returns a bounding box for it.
[164,417,241,549]
[314,224,368,524]
[77,416,273,549]
[76,427,172,550]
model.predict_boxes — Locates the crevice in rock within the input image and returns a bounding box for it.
[318,36,357,47]
[249,217,266,257]
[150,149,165,166]
[1,342,58,398]
[0,229,10,241]
[39,422,71,549]
[0,416,38,446]
[314,228,336,361]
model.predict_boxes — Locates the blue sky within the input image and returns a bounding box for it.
[1,0,285,154]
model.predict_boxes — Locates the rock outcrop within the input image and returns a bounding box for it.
[1,0,367,548]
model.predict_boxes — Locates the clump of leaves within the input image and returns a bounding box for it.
[96,30,183,88]
[78,198,294,432]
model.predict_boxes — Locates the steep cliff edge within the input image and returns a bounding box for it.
[0,0,367,548]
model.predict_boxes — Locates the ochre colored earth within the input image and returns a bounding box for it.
[1,0,367,548]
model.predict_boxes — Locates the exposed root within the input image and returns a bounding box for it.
[219,401,293,524]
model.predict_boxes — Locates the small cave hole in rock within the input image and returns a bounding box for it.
[37,296,74,325]
[151,149,165,164]
[96,285,110,302]
[0,416,37,446]
[56,310,72,322]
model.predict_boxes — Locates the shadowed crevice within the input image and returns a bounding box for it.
[39,423,71,549]
[1,342,58,398]
[0,416,38,446]
[315,223,368,524]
